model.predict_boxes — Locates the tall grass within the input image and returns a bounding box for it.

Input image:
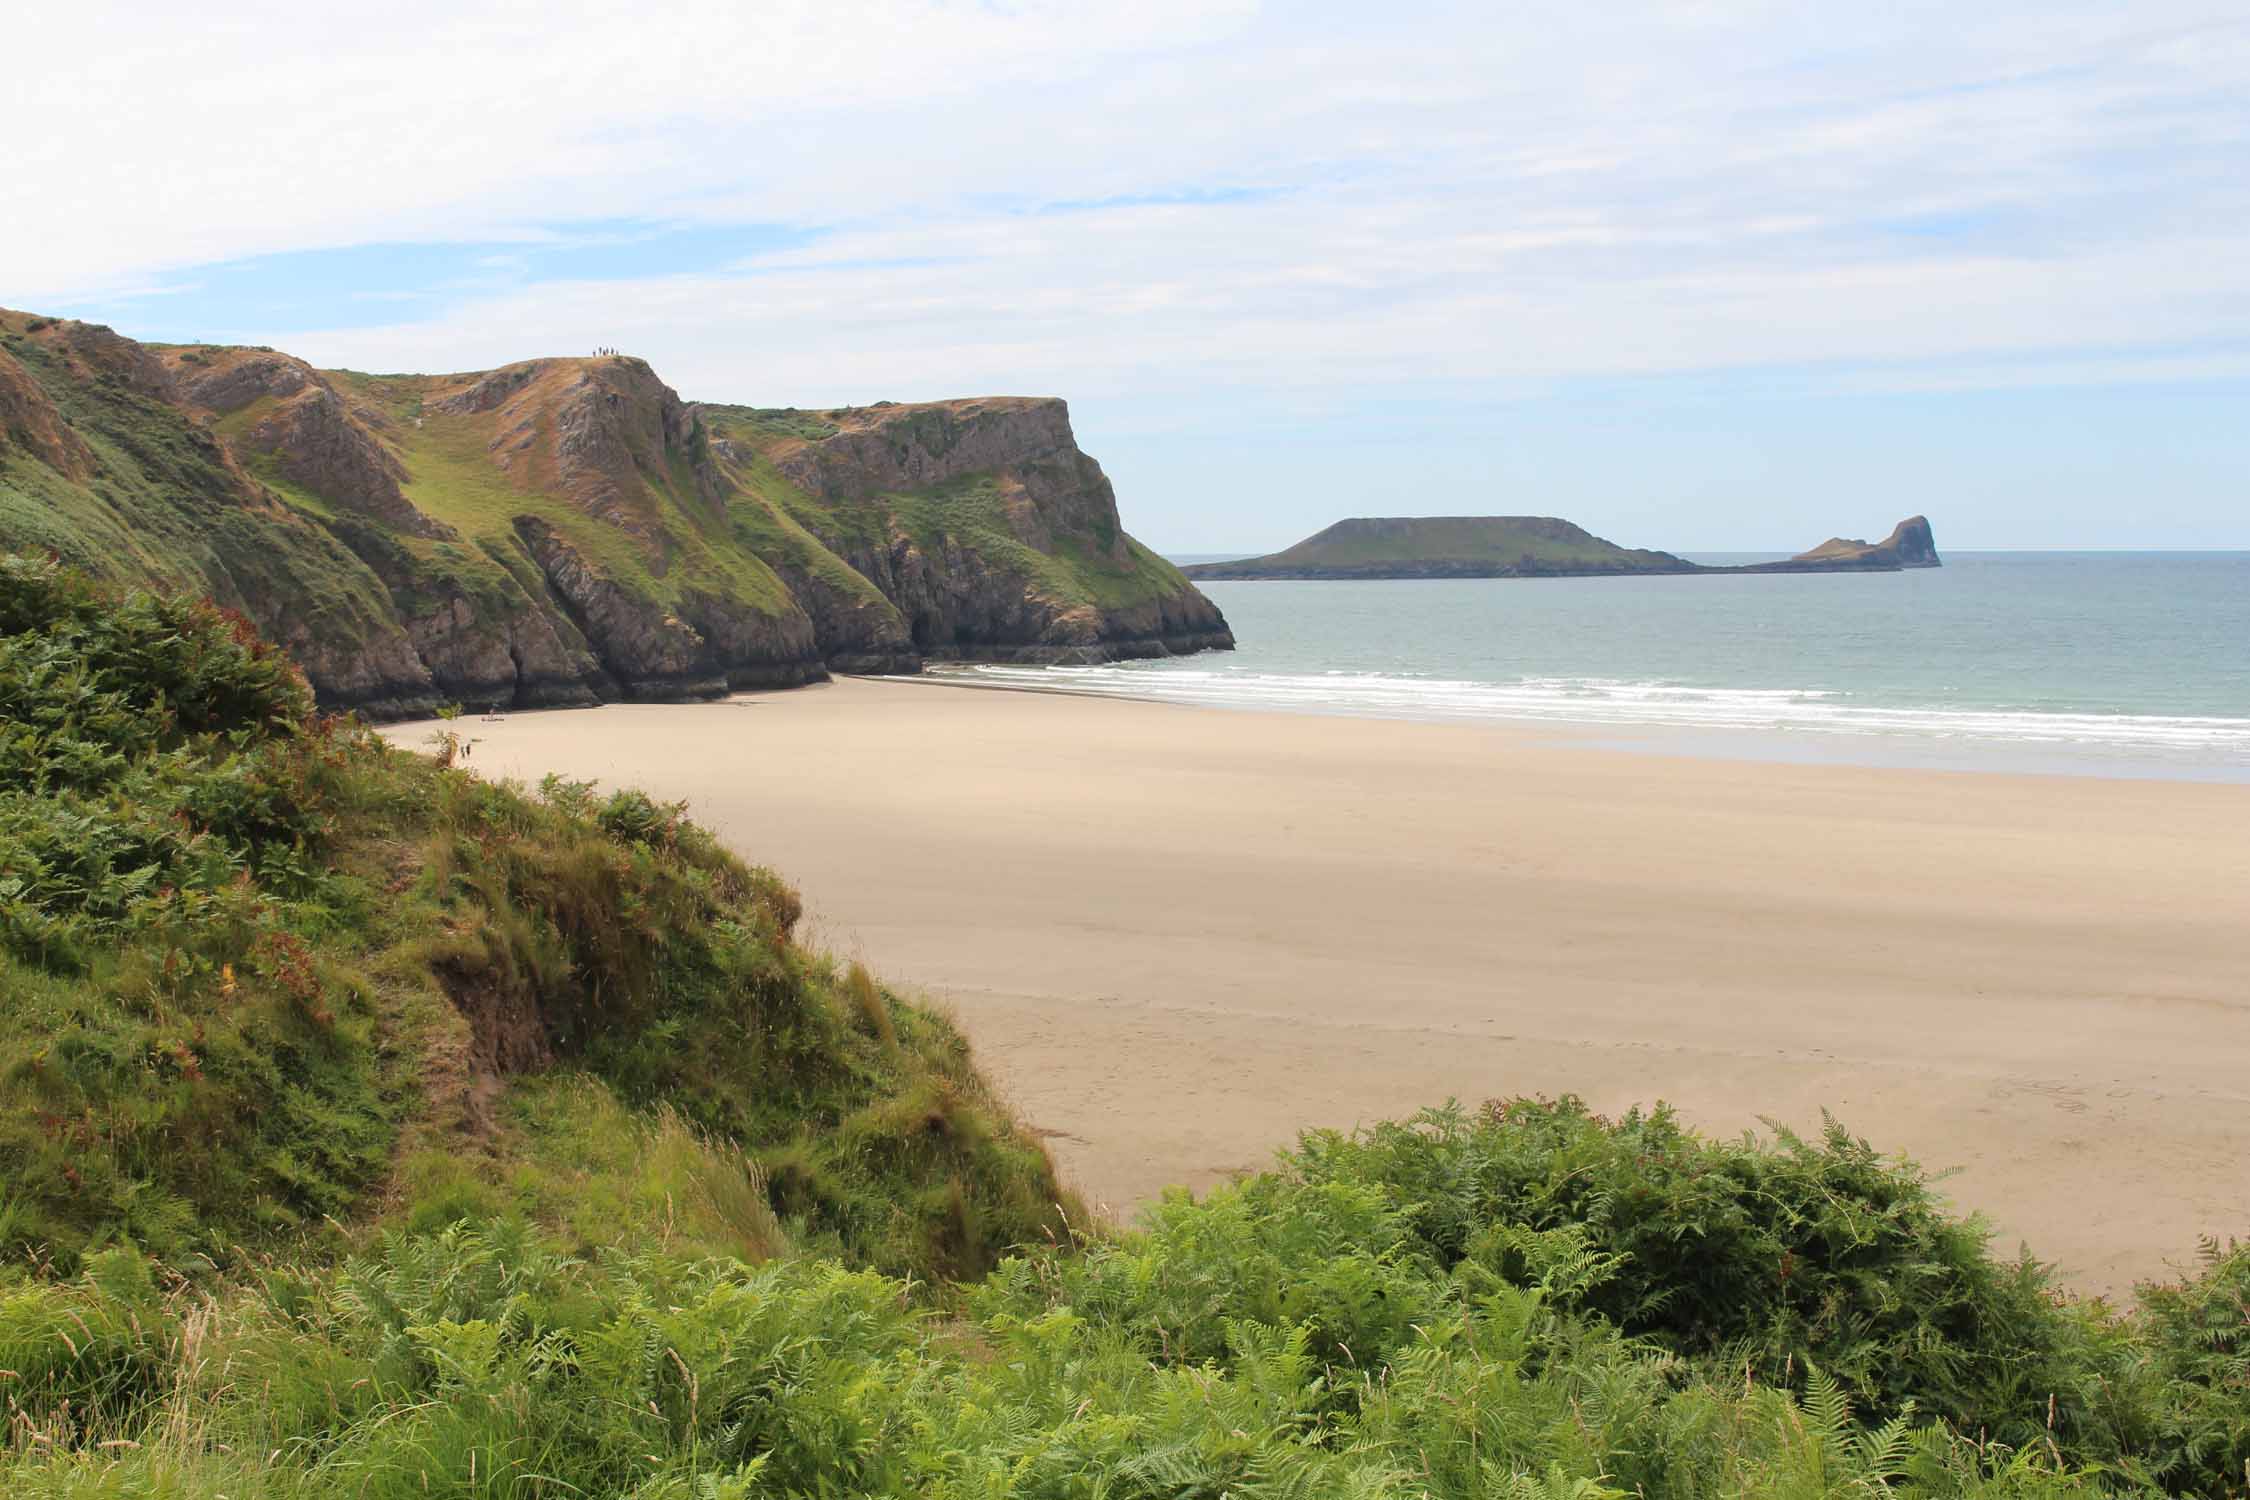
[0,554,1076,1280]
[5,1122,2245,1498]
[846,959,899,1050]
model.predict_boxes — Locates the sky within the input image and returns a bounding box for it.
[10,1,2249,551]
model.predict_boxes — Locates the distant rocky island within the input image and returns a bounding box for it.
[1182,514,1941,580]
[0,310,1232,718]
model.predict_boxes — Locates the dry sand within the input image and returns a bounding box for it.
[386,679,2250,1294]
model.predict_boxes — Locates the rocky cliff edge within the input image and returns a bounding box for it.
[0,310,1231,715]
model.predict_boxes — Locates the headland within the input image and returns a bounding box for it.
[1183,513,1942,579]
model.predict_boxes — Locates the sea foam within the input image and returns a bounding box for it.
[936,664,2250,757]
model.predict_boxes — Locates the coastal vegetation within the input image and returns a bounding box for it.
[0,554,1075,1280]
[3,559,2246,1498]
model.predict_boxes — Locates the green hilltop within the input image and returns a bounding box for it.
[2,557,2245,1499]
[1191,514,1695,577]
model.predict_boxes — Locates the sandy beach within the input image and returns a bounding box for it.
[386,680,2250,1295]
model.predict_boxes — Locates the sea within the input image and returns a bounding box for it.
[932,552,2250,782]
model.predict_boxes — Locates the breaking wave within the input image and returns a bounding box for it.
[931,664,2250,757]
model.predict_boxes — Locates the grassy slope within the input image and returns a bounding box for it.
[199,386,553,645]
[0,556,1073,1285]
[0,326,412,655]
[350,373,801,622]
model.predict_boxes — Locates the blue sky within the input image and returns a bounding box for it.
[100,223,815,338]
[11,0,2249,550]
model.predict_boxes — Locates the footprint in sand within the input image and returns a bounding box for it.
[2018,1080,2091,1114]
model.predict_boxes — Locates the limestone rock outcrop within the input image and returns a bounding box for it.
[754,398,1234,661]
[1761,515,1943,572]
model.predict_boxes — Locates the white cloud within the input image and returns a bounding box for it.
[10,0,1253,296]
[9,1,2250,544]
[276,206,2250,411]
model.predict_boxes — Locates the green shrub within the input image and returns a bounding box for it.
[1287,1098,2126,1459]
[1,1201,2132,1500]
[0,556,1075,1281]
[978,1171,1440,1380]
[2130,1241,2250,1495]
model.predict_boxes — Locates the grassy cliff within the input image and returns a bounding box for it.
[0,311,1231,717]
[4,564,2246,1499]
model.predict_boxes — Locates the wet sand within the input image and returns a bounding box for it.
[386,678,2250,1294]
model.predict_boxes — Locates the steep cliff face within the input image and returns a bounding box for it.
[771,399,1094,517]
[1889,516,1941,567]
[0,309,1230,714]
[1753,515,1943,572]
[320,515,608,711]
[1804,514,1939,569]
[511,517,824,698]
[711,398,1232,663]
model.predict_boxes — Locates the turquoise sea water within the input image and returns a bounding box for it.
[937,553,2250,780]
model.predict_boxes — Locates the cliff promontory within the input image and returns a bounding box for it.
[1183,514,1941,580]
[0,309,1230,716]
[1755,514,1941,571]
